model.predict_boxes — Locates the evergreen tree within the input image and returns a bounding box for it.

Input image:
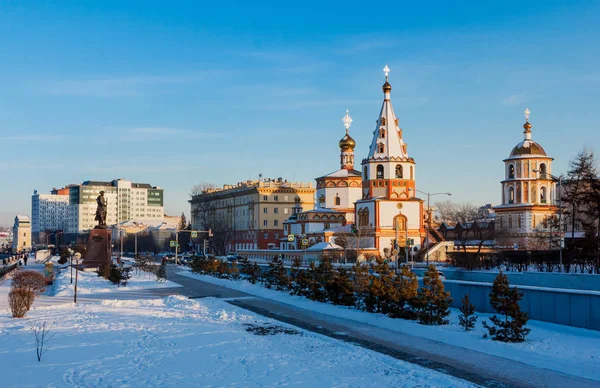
[458,294,477,331]
[265,256,289,291]
[326,267,356,306]
[352,262,371,310]
[230,261,240,280]
[416,265,452,325]
[156,261,168,282]
[389,265,419,319]
[289,257,303,295]
[483,272,530,342]
[242,262,262,284]
[372,258,397,314]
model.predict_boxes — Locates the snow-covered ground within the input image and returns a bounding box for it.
[0,295,476,387]
[178,268,600,382]
[53,266,181,296]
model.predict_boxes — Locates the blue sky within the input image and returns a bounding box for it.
[1,0,599,226]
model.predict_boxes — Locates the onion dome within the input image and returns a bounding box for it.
[382,81,392,93]
[339,132,356,151]
[509,108,547,157]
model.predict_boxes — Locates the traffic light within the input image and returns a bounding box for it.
[351,225,358,234]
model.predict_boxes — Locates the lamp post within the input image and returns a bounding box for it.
[68,248,74,284]
[73,252,81,303]
[414,190,451,266]
[533,169,563,269]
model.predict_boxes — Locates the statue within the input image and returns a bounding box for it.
[94,191,108,229]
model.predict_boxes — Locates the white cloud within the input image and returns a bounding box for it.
[502,91,529,106]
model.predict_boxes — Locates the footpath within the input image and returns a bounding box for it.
[166,266,600,388]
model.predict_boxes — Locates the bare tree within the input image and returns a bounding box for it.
[434,200,456,225]
[30,318,56,362]
[189,181,216,197]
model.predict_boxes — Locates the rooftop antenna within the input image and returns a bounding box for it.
[258,173,263,182]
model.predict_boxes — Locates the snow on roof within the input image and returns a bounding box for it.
[303,208,345,214]
[16,215,30,221]
[317,169,361,179]
[306,241,343,251]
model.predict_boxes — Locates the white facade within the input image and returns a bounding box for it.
[31,190,69,242]
[67,179,164,234]
[12,215,31,253]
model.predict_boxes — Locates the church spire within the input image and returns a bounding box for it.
[523,107,532,140]
[339,109,356,170]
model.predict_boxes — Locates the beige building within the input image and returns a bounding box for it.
[12,215,31,253]
[190,178,315,252]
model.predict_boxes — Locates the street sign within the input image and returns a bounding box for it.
[170,241,177,248]
[514,243,519,251]
[191,231,198,238]
[287,234,295,242]
[301,239,309,246]
[392,249,399,256]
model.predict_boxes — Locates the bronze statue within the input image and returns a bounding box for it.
[94,191,108,228]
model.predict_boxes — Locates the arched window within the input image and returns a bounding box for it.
[334,195,341,206]
[540,163,547,179]
[379,128,386,139]
[363,166,368,179]
[393,215,406,231]
[381,117,387,125]
[376,165,384,179]
[509,186,515,204]
[378,143,385,153]
[508,164,515,179]
[410,166,414,180]
[540,186,547,203]
[358,208,370,227]
[395,165,403,178]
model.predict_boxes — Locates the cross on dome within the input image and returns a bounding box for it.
[342,109,353,133]
[383,64,390,80]
[524,108,531,122]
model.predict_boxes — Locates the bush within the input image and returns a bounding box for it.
[483,272,530,342]
[264,257,289,291]
[230,261,240,281]
[107,264,131,286]
[326,267,355,306]
[458,294,477,331]
[57,256,68,265]
[9,288,34,318]
[242,262,262,284]
[415,265,452,325]
[12,271,46,300]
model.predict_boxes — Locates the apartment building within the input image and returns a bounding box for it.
[67,179,164,235]
[31,187,70,244]
[190,178,315,251]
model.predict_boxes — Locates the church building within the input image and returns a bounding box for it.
[494,109,559,249]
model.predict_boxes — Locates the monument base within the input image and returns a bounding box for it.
[84,229,112,270]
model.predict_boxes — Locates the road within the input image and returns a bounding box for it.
[164,265,600,388]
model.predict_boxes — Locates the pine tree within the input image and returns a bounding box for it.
[458,294,477,331]
[326,267,356,306]
[230,261,240,281]
[156,261,167,282]
[389,265,418,319]
[289,257,303,295]
[179,212,187,231]
[352,263,371,310]
[265,257,289,291]
[483,271,531,342]
[416,265,452,325]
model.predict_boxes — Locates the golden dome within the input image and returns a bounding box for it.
[339,132,356,151]
[523,121,532,132]
[382,81,392,93]
[509,140,547,157]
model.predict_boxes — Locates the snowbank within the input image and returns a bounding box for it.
[179,270,600,382]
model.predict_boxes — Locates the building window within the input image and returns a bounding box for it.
[509,164,515,179]
[539,163,548,179]
[509,187,515,204]
[263,232,268,239]
[395,165,403,178]
[410,166,414,180]
[358,208,369,227]
[274,220,279,226]
[274,233,279,239]
[393,215,406,230]
[284,208,289,214]
[284,195,288,201]
[379,128,386,138]
[263,195,268,201]
[274,208,278,214]
[263,208,268,214]
[263,220,268,227]
[378,143,385,153]
[540,186,547,204]
[509,215,513,228]
[518,215,522,229]
[324,223,330,229]
[274,195,278,201]
[363,166,368,179]
[532,214,536,228]
[335,195,341,206]
[376,165,384,179]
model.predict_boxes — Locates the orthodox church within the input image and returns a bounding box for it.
[282,66,426,259]
[494,109,559,249]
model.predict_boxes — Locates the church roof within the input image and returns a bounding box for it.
[507,109,550,159]
[317,168,361,179]
[306,241,343,251]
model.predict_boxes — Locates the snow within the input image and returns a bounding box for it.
[53,265,181,296]
[0,295,476,387]
[178,269,600,382]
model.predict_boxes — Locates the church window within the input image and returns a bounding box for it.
[335,195,341,206]
[395,165,403,178]
[378,143,385,153]
[540,186,547,203]
[532,214,536,228]
[539,163,548,179]
[509,187,515,204]
[543,215,548,229]
[381,117,386,125]
[380,128,386,139]
[499,216,503,228]
[508,164,515,179]
[410,166,414,180]
[394,215,406,231]
[518,215,522,229]
[358,208,369,227]
[376,165,384,179]
[508,215,513,228]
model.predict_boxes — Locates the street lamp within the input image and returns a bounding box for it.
[533,169,564,269]
[73,252,81,303]
[68,248,74,284]
[414,190,451,266]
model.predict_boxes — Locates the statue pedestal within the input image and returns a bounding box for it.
[84,229,112,270]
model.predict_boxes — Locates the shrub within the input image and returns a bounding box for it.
[12,271,46,304]
[326,267,355,306]
[9,288,34,318]
[483,272,530,342]
[57,256,68,265]
[107,264,131,286]
[351,263,371,310]
[458,294,477,331]
[415,265,452,325]
[264,257,289,291]
[230,261,240,281]
[242,262,262,284]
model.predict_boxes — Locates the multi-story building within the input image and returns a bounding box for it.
[189,179,315,252]
[67,179,164,237]
[12,215,31,253]
[31,187,70,244]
